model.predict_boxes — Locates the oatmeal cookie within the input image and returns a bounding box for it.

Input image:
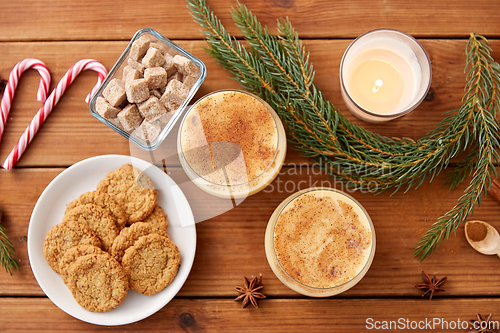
[141,204,168,232]
[63,203,119,251]
[110,222,168,262]
[122,233,180,296]
[97,164,157,223]
[59,244,108,283]
[64,253,128,312]
[65,190,127,230]
[43,221,102,274]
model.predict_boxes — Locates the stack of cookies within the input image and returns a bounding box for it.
[43,164,181,312]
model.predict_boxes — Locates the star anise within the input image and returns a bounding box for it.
[235,274,266,308]
[414,270,447,300]
[469,313,498,333]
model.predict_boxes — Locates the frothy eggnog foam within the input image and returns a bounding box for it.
[180,91,285,197]
[273,190,372,289]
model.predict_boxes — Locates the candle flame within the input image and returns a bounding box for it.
[372,79,383,93]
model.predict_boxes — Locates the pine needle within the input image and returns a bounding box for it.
[0,206,19,275]
[187,0,500,260]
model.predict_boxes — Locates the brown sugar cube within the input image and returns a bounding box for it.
[107,117,121,128]
[144,67,168,90]
[173,55,198,76]
[168,71,183,83]
[159,83,167,95]
[135,121,162,142]
[160,79,188,105]
[182,74,198,90]
[142,47,165,68]
[130,35,151,61]
[123,66,142,83]
[125,79,149,103]
[150,89,162,99]
[102,79,126,107]
[128,58,146,73]
[138,96,168,121]
[159,95,181,113]
[149,42,168,55]
[163,53,177,77]
[95,96,121,119]
[159,95,180,112]
[117,104,143,131]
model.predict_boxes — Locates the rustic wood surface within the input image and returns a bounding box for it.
[1,0,499,331]
[1,298,500,332]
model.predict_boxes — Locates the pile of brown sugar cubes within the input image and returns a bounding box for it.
[95,34,200,143]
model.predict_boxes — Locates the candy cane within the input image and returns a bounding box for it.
[0,59,51,142]
[2,59,107,170]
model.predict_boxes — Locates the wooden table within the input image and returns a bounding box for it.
[1,0,500,331]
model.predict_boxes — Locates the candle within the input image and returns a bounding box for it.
[340,29,432,123]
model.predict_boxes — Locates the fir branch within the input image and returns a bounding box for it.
[230,3,476,193]
[0,206,19,275]
[187,0,500,259]
[187,0,276,96]
[232,6,411,168]
[414,124,499,259]
[414,34,500,260]
[444,149,478,190]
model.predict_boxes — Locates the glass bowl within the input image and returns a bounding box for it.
[177,90,287,199]
[89,28,206,150]
[265,187,376,297]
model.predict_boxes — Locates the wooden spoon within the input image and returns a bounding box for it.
[465,220,500,257]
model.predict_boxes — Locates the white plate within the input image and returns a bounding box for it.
[27,155,196,326]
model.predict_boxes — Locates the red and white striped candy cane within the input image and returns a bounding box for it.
[2,59,107,170]
[0,59,51,142]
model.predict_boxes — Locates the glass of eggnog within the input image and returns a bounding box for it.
[265,187,376,297]
[177,90,286,199]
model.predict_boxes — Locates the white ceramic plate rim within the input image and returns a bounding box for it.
[27,154,196,326]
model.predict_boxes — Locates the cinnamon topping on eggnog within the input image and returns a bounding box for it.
[180,91,278,186]
[273,191,372,288]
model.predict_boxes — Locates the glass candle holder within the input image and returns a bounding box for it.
[177,90,287,199]
[340,29,431,123]
[265,187,376,297]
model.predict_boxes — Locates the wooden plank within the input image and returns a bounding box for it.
[0,169,61,294]
[0,0,498,42]
[1,39,498,167]
[1,297,499,332]
[1,167,500,297]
